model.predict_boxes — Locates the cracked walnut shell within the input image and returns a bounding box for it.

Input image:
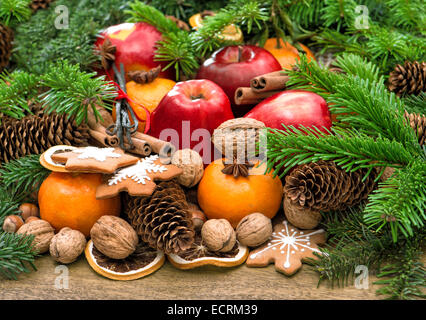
[236,213,272,247]
[17,219,55,254]
[50,227,87,264]
[201,219,236,253]
[90,215,138,259]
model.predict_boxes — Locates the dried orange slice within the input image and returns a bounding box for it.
[167,234,249,269]
[189,13,243,43]
[85,240,165,280]
[40,145,78,172]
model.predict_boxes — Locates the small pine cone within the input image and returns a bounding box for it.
[404,110,425,146]
[0,23,13,73]
[125,181,195,254]
[0,113,90,163]
[165,15,190,31]
[284,161,378,212]
[388,61,426,96]
[30,0,54,12]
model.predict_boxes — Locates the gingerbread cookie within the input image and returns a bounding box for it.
[246,220,326,276]
[50,146,139,174]
[96,155,183,199]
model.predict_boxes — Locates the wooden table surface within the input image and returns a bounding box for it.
[0,253,383,300]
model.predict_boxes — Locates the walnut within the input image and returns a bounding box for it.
[171,149,204,187]
[236,213,272,247]
[90,215,138,259]
[283,197,321,229]
[49,227,87,264]
[188,203,207,232]
[201,219,236,252]
[2,215,24,233]
[17,219,55,254]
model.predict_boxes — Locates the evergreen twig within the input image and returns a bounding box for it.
[0,0,32,25]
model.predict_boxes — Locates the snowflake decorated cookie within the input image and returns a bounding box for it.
[48,146,139,174]
[246,220,326,276]
[96,155,183,199]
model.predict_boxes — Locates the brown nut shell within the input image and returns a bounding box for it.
[18,203,39,221]
[90,215,139,260]
[17,219,55,254]
[283,197,322,229]
[236,213,272,247]
[201,219,236,253]
[2,215,24,233]
[50,227,87,264]
[171,149,204,188]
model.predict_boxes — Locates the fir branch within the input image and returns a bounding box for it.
[364,160,426,242]
[375,241,426,300]
[286,55,422,156]
[402,92,426,116]
[126,1,181,34]
[155,31,199,80]
[0,196,20,226]
[332,53,381,83]
[0,155,50,204]
[0,71,40,120]
[0,231,38,280]
[385,0,426,33]
[0,0,31,25]
[266,126,412,178]
[40,61,117,125]
[320,0,358,31]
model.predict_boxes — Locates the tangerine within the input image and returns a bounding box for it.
[38,172,121,237]
[197,159,283,228]
[263,38,315,70]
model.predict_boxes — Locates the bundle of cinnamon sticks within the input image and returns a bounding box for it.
[87,106,175,162]
[234,71,290,105]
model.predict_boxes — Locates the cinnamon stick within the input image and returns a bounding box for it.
[122,137,152,157]
[250,71,289,93]
[133,132,176,161]
[234,87,281,105]
[89,128,119,148]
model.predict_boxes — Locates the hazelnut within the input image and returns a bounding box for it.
[2,215,24,233]
[201,219,236,252]
[188,203,206,232]
[236,213,272,247]
[90,215,138,259]
[283,197,321,229]
[50,227,87,264]
[18,203,39,221]
[17,219,55,254]
[171,149,204,187]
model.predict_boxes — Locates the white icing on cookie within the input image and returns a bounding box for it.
[75,147,121,161]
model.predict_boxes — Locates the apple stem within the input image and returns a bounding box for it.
[238,45,243,62]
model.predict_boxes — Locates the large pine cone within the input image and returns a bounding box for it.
[388,61,426,96]
[125,181,195,254]
[284,161,378,212]
[30,0,54,11]
[405,110,425,146]
[0,113,90,163]
[0,23,13,73]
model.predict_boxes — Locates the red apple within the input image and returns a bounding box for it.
[148,80,234,162]
[95,22,173,80]
[244,90,332,133]
[196,45,282,106]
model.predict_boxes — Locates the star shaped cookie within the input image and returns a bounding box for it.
[96,155,183,199]
[49,146,139,174]
[246,220,326,276]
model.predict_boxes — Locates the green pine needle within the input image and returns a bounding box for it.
[0,231,38,280]
[40,60,117,125]
[0,0,32,25]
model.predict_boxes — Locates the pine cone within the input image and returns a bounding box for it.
[30,0,54,11]
[125,181,195,254]
[0,23,13,73]
[0,113,90,163]
[388,61,426,96]
[284,161,378,212]
[405,110,425,146]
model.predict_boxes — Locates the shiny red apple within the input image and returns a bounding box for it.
[95,22,173,79]
[196,45,282,106]
[148,79,234,161]
[244,90,332,133]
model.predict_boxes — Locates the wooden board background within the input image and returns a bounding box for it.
[0,253,386,300]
